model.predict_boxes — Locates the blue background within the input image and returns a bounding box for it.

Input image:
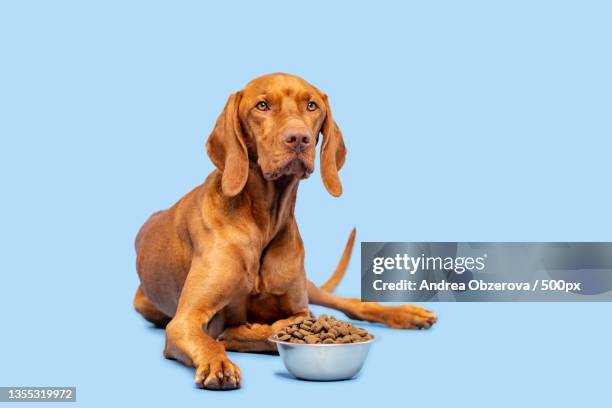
[1,0,610,406]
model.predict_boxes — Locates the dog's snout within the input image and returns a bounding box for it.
[284,134,310,149]
[283,127,311,152]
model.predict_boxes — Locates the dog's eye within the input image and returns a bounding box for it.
[307,101,318,111]
[256,101,270,111]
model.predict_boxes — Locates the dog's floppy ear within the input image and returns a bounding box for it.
[320,94,346,197]
[206,92,249,197]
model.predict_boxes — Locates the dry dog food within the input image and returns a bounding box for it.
[272,314,373,344]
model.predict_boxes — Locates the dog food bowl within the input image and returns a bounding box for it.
[269,335,375,381]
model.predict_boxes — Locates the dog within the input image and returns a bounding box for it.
[134,73,437,390]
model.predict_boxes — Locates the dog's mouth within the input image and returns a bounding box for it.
[264,157,313,181]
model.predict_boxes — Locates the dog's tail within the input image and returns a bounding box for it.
[320,228,356,293]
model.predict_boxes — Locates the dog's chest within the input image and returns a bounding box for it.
[251,264,296,296]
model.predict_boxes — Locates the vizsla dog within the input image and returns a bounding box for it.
[134,73,437,390]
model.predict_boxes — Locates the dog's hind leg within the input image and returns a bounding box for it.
[307,282,437,329]
[134,286,171,328]
[311,228,436,329]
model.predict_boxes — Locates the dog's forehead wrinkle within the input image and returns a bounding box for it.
[280,97,299,113]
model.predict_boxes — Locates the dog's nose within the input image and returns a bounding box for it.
[283,128,311,152]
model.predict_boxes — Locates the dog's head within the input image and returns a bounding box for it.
[206,73,346,197]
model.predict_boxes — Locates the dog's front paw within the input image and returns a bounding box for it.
[195,358,241,390]
[383,305,437,329]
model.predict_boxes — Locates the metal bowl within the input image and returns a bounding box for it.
[269,335,375,381]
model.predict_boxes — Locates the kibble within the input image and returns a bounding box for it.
[272,314,373,344]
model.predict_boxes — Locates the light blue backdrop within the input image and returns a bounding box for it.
[1,1,610,407]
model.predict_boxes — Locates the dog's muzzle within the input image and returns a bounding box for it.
[264,157,313,180]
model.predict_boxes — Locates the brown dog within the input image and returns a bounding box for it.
[134,73,436,390]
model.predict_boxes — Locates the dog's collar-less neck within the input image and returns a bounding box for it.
[243,166,299,239]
